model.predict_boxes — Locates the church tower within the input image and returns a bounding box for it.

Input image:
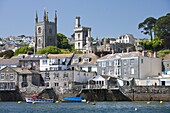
[34,9,57,53]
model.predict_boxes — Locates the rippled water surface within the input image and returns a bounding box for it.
[0,101,170,113]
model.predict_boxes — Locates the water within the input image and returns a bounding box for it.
[0,101,170,113]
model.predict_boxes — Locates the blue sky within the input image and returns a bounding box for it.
[0,0,169,39]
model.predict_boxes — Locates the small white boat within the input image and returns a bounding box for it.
[25,97,54,103]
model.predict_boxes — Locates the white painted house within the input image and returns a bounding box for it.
[116,34,136,44]
[40,54,74,71]
[70,53,98,73]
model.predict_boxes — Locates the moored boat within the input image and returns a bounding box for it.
[25,97,54,103]
[61,97,86,103]
[25,94,54,103]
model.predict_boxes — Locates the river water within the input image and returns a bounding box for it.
[0,101,170,113]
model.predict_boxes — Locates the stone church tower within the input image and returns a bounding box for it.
[34,9,57,52]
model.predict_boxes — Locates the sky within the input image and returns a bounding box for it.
[0,0,169,39]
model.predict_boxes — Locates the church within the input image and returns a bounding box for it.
[34,9,57,52]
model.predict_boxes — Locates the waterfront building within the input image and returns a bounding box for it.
[34,9,57,52]
[0,58,21,70]
[19,54,47,71]
[97,51,162,80]
[70,53,98,73]
[39,54,74,71]
[0,66,41,91]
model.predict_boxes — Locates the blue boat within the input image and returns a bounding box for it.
[61,97,86,103]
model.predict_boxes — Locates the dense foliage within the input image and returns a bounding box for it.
[157,49,170,58]
[57,33,70,49]
[154,14,170,39]
[36,46,61,54]
[0,50,14,58]
[14,45,33,56]
[138,17,157,40]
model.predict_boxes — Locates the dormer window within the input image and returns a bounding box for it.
[74,58,79,63]
[83,58,89,62]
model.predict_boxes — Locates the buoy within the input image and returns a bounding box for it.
[55,100,59,103]
[18,101,22,104]
[92,102,96,105]
[160,101,163,104]
[86,101,89,104]
[135,108,137,111]
[32,102,36,104]
[146,101,150,104]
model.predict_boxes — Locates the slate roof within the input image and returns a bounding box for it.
[12,67,32,74]
[97,52,139,61]
[48,54,73,58]
[20,54,47,61]
[0,58,21,65]
[71,53,99,65]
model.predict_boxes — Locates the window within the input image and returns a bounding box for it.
[78,34,80,39]
[63,73,68,78]
[167,64,169,67]
[74,58,79,63]
[123,60,127,66]
[98,62,101,67]
[38,39,41,45]
[45,82,49,87]
[130,59,134,65]
[54,82,59,86]
[38,27,41,33]
[114,60,120,66]
[42,60,47,64]
[130,68,135,75]
[54,73,59,79]
[83,58,89,62]
[109,61,112,66]
[58,59,60,65]
[78,42,80,47]
[109,70,113,75]
[0,73,5,80]
[64,82,67,87]
[88,67,92,72]
[49,28,52,34]
[141,59,143,63]
[102,70,105,75]
[102,62,106,67]
[10,73,14,80]
[124,68,127,75]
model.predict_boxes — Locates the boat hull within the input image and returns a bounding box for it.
[61,97,86,103]
[25,98,54,103]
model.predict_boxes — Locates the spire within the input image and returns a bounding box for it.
[54,10,57,24]
[44,8,47,21]
[46,12,49,21]
[35,10,38,23]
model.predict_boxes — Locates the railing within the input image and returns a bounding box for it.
[87,85,107,89]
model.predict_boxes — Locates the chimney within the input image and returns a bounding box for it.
[142,51,147,57]
[127,48,129,53]
[75,16,80,28]
[153,51,157,58]
[112,49,114,54]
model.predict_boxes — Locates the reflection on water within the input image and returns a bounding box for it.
[0,101,170,113]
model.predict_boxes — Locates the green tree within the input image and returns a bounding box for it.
[0,50,14,58]
[138,17,157,40]
[36,46,61,54]
[154,13,170,39]
[57,33,70,49]
[14,45,34,56]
